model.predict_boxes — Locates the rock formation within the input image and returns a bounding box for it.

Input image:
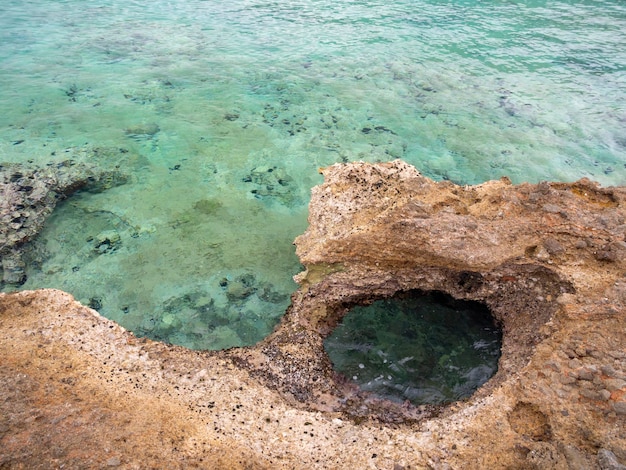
[0,151,128,286]
[1,160,625,469]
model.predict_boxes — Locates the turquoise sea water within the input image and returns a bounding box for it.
[1,0,625,350]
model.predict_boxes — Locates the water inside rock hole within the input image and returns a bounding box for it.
[324,292,502,405]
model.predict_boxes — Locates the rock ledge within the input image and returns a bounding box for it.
[1,160,625,469]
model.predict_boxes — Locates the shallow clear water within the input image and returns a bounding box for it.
[1,0,625,349]
[324,293,502,405]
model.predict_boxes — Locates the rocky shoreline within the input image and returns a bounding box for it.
[1,160,625,468]
[0,147,128,287]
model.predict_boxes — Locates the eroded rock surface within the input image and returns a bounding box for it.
[1,160,625,469]
[0,151,128,286]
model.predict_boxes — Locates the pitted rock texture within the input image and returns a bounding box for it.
[1,160,625,469]
[0,152,128,286]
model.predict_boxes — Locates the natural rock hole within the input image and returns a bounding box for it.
[324,291,502,405]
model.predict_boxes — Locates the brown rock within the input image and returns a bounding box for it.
[1,160,625,468]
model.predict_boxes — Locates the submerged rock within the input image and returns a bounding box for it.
[1,160,625,468]
[93,230,122,254]
[242,165,301,207]
[224,273,257,301]
[0,250,26,285]
[0,154,128,287]
[124,122,160,139]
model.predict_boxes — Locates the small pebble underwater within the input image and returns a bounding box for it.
[0,0,625,400]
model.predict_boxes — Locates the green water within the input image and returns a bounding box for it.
[324,293,502,405]
[1,0,625,350]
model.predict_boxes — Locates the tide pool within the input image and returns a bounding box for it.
[324,293,502,405]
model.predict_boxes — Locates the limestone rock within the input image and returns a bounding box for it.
[1,160,625,468]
